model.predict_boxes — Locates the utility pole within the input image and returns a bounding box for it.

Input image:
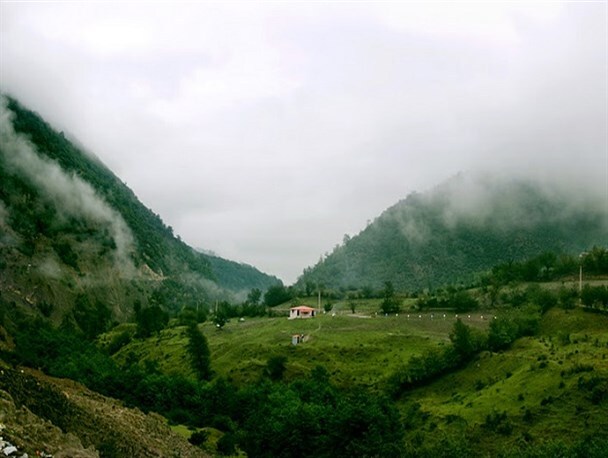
[579,252,587,292]
[317,286,321,314]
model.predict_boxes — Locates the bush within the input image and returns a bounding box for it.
[216,432,237,456]
[387,347,459,397]
[107,330,132,355]
[488,307,541,351]
[483,410,513,435]
[559,287,578,309]
[557,331,571,346]
[265,355,288,381]
[581,285,608,310]
[188,430,208,446]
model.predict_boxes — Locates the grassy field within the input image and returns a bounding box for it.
[400,307,608,454]
[110,324,196,379]
[102,301,608,455]
[109,302,493,389]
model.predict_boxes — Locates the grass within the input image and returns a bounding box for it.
[401,308,608,454]
[110,326,195,379]
[101,301,608,455]
[107,304,491,389]
[206,309,495,388]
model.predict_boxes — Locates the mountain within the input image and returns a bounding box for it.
[0,95,279,329]
[296,173,608,292]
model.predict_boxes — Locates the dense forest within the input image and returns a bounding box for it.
[296,174,607,291]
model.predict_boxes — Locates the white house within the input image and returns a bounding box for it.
[289,306,316,319]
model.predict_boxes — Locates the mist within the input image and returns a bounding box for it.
[435,173,608,228]
[1,2,606,283]
[0,96,136,275]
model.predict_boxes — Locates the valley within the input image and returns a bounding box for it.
[1,95,607,456]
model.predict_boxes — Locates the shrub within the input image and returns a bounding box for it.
[484,410,512,435]
[107,330,132,355]
[557,331,571,346]
[265,355,288,381]
[216,432,237,456]
[188,430,208,446]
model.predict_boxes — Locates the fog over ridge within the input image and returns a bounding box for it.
[1,2,605,282]
[0,96,136,275]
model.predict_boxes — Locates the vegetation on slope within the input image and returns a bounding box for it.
[3,95,212,279]
[2,93,607,455]
[2,246,608,456]
[0,95,279,330]
[399,308,608,457]
[296,174,607,291]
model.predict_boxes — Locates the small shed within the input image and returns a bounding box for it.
[289,306,316,319]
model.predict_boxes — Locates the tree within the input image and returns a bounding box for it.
[265,355,288,381]
[449,319,476,361]
[380,281,401,314]
[362,286,375,299]
[73,294,111,340]
[214,311,228,330]
[247,288,262,305]
[187,323,212,381]
[349,301,357,314]
[178,306,208,325]
[136,305,169,338]
[263,284,293,307]
[305,281,316,297]
[450,290,478,313]
[581,285,608,309]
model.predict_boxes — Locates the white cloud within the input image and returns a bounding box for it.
[1,2,605,283]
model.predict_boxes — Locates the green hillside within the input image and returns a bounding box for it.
[0,95,279,328]
[2,94,607,456]
[296,174,608,292]
[95,278,608,456]
[400,307,608,456]
[206,254,280,293]
[3,238,608,456]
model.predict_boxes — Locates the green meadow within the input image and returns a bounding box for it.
[111,299,493,388]
[399,307,608,454]
[106,298,608,455]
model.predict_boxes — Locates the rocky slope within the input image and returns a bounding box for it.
[0,366,208,457]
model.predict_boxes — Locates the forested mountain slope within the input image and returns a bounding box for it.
[0,95,279,329]
[297,174,607,291]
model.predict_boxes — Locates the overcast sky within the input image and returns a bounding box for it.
[1,2,606,283]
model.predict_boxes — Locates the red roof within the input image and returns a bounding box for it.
[290,306,315,312]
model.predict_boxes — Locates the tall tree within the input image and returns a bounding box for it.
[380,281,401,314]
[247,288,262,305]
[449,319,475,361]
[187,323,212,381]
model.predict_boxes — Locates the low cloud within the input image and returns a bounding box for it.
[1,3,605,283]
[0,96,136,275]
[387,172,608,245]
